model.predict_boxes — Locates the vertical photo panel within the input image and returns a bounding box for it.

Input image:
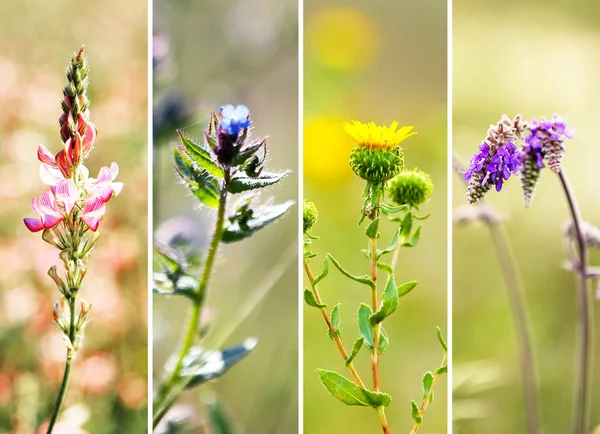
[152,0,299,432]
[302,0,448,432]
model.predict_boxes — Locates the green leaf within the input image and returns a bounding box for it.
[376,228,401,259]
[328,304,341,340]
[398,280,418,297]
[369,274,399,326]
[365,218,380,239]
[358,304,374,350]
[304,250,317,259]
[411,400,422,425]
[379,327,389,354]
[304,289,326,308]
[376,262,394,274]
[413,212,432,221]
[345,337,364,367]
[437,326,447,351]
[435,365,448,375]
[317,370,391,408]
[228,171,290,194]
[403,225,422,247]
[180,338,258,389]
[422,371,434,400]
[177,130,224,178]
[380,203,409,214]
[206,395,235,434]
[400,211,413,238]
[173,146,220,208]
[221,201,294,243]
[327,254,375,289]
[312,257,329,287]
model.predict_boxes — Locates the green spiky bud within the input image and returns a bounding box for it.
[388,169,433,208]
[349,145,404,183]
[303,200,318,233]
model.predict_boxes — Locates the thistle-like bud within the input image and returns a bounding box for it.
[387,169,433,208]
[303,200,318,233]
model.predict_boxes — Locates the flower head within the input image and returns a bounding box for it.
[344,121,416,149]
[388,169,433,208]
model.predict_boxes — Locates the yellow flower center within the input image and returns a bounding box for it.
[343,120,416,149]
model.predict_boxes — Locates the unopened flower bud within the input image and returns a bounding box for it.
[388,169,433,208]
[303,200,318,233]
[48,266,67,295]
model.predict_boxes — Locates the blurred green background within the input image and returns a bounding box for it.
[0,0,148,433]
[453,1,600,432]
[303,0,447,432]
[153,0,298,433]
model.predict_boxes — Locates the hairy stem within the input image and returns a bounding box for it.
[410,352,447,434]
[46,296,76,434]
[559,171,593,434]
[304,258,366,388]
[153,173,229,428]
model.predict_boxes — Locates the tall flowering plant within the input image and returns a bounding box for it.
[23,46,122,433]
[460,113,594,434]
[304,121,446,433]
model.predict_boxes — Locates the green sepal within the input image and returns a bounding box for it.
[173,145,220,208]
[328,303,341,340]
[304,289,326,308]
[358,303,374,350]
[221,201,293,243]
[365,218,380,239]
[436,326,447,351]
[369,274,399,326]
[312,257,329,287]
[177,130,224,178]
[411,400,422,425]
[422,371,434,401]
[400,211,413,238]
[228,171,290,194]
[345,337,364,367]
[398,281,418,297]
[327,254,375,289]
[317,369,391,408]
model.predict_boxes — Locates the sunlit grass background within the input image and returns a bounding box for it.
[0,0,148,433]
[303,0,447,432]
[153,0,298,432]
[453,1,600,432]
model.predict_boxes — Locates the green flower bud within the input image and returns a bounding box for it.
[303,200,318,233]
[350,145,404,183]
[388,169,433,207]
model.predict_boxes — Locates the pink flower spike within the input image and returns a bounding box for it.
[55,180,79,214]
[39,191,65,229]
[37,145,57,167]
[81,196,106,232]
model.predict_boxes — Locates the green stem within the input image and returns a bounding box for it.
[559,171,593,434]
[46,296,76,434]
[153,173,229,428]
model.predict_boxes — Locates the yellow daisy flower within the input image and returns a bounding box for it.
[344,120,416,149]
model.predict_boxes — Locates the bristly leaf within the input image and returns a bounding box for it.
[327,254,375,289]
[345,337,364,367]
[328,304,341,340]
[317,370,391,408]
[228,171,290,194]
[376,228,401,259]
[398,281,418,297]
[400,211,413,238]
[358,304,374,350]
[411,400,422,425]
[422,371,434,400]
[402,225,421,247]
[232,139,265,167]
[369,274,399,326]
[304,289,326,308]
[177,130,224,178]
[437,326,447,352]
[365,218,380,239]
[173,146,220,208]
[312,257,329,287]
[221,201,293,243]
[180,338,258,389]
[435,365,448,375]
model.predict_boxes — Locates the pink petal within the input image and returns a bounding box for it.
[39,191,62,216]
[30,197,41,214]
[24,217,44,232]
[37,145,57,166]
[41,213,64,229]
[82,216,100,231]
[109,162,119,179]
[82,122,98,152]
[96,166,113,185]
[55,180,79,214]
[40,164,65,186]
[83,196,106,217]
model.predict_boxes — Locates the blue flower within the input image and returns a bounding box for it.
[219,104,251,135]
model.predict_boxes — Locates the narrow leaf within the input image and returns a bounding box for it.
[436,326,447,351]
[312,257,329,287]
[328,303,341,340]
[304,251,317,259]
[379,327,389,354]
[380,203,409,214]
[228,171,290,194]
[369,274,399,326]
[173,146,220,208]
[304,289,326,308]
[376,228,401,259]
[435,365,448,375]
[358,304,373,350]
[327,254,375,289]
[411,400,422,424]
[365,218,380,239]
[221,201,294,243]
[400,211,413,238]
[413,212,432,221]
[317,370,391,408]
[422,372,434,400]
[376,262,394,274]
[403,225,421,247]
[177,130,224,178]
[345,337,364,367]
[398,281,418,297]
[232,139,265,166]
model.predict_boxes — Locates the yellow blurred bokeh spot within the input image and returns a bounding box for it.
[306,6,379,71]
[304,116,355,185]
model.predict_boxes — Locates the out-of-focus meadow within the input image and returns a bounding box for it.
[303,1,447,432]
[153,0,298,432]
[453,2,600,432]
[0,0,148,433]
